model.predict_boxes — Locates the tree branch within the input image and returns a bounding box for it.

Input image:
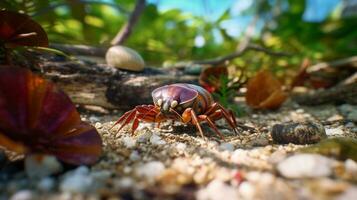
[192,44,291,65]
[111,0,146,45]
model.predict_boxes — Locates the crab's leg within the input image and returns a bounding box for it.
[182,108,205,138]
[198,115,225,140]
[116,110,137,133]
[110,109,135,130]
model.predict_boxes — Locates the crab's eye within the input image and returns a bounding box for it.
[157,99,163,106]
[170,100,178,108]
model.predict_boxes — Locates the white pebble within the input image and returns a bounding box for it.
[219,143,234,152]
[129,151,140,161]
[277,154,333,178]
[150,133,166,145]
[175,143,187,151]
[25,155,62,179]
[137,132,152,143]
[10,190,35,200]
[114,177,134,189]
[135,161,165,181]
[238,182,255,200]
[345,159,357,174]
[121,136,136,148]
[336,186,357,200]
[37,177,55,191]
[325,127,344,136]
[59,166,93,193]
[196,180,239,200]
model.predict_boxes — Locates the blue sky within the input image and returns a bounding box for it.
[147,0,341,36]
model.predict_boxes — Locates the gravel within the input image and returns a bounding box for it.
[1,103,357,199]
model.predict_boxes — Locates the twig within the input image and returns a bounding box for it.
[111,0,146,45]
[192,44,291,65]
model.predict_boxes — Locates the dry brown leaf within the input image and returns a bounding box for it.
[245,70,288,109]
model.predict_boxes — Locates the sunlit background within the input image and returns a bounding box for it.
[2,0,356,71]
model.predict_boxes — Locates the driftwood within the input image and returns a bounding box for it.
[293,82,357,105]
[37,55,198,110]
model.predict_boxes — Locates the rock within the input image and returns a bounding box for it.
[135,161,165,181]
[175,142,187,152]
[345,159,357,174]
[10,190,36,200]
[105,45,145,71]
[300,138,357,161]
[150,133,166,145]
[37,177,55,192]
[338,104,356,116]
[347,110,357,122]
[238,182,255,200]
[137,132,152,143]
[196,180,239,200]
[121,136,136,149]
[271,121,326,144]
[336,186,357,200]
[113,177,135,189]
[241,172,296,200]
[60,166,93,193]
[277,154,334,178]
[219,143,234,152]
[25,154,62,179]
[325,127,344,136]
[129,151,140,161]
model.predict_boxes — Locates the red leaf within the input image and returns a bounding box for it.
[0,10,48,47]
[199,66,228,93]
[0,67,102,165]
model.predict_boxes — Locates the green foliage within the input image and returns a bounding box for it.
[212,75,245,117]
[1,0,356,73]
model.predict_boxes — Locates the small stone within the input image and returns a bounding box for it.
[25,154,62,179]
[219,143,234,152]
[94,122,103,129]
[338,104,356,116]
[336,186,357,200]
[175,143,187,151]
[129,151,140,161]
[325,127,344,136]
[114,177,134,189]
[347,110,357,122]
[106,45,145,71]
[60,166,93,193]
[10,190,36,200]
[345,122,355,128]
[238,182,255,200]
[37,177,55,191]
[150,133,166,145]
[121,136,136,148]
[196,180,239,200]
[137,132,152,143]
[135,161,165,181]
[271,121,326,144]
[277,154,334,178]
[345,159,357,174]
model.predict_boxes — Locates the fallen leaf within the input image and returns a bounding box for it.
[0,10,48,48]
[245,70,288,109]
[0,66,102,165]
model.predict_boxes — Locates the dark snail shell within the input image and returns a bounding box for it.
[0,67,102,165]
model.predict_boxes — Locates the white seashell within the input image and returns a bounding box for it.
[105,45,145,71]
